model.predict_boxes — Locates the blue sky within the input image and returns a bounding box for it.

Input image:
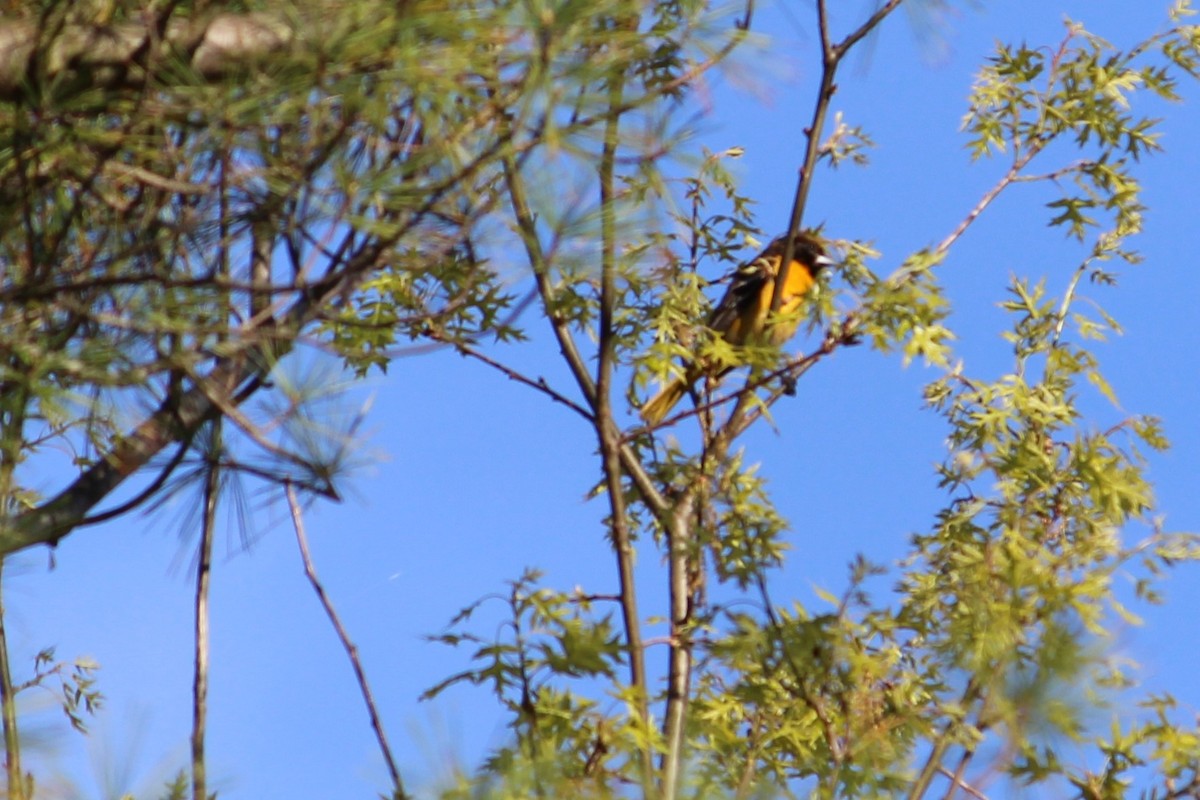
[9,1,1200,797]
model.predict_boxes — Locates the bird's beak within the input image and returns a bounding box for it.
[813,253,837,271]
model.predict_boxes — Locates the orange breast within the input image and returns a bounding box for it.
[765,262,815,345]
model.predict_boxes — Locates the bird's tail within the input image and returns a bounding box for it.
[640,377,690,425]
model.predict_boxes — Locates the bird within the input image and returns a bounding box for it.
[639,231,834,425]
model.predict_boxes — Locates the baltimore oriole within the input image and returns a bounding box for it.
[640,231,834,425]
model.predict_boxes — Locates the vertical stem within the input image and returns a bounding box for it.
[506,141,675,794]
[771,0,907,310]
[660,494,696,800]
[191,423,219,800]
[190,137,233,800]
[941,746,975,800]
[771,0,837,314]
[0,378,28,800]
[0,563,23,800]
[592,26,655,793]
[498,19,672,798]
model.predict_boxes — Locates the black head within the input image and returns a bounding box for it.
[764,232,835,272]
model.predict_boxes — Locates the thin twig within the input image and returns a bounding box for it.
[736,0,754,31]
[937,764,989,800]
[186,368,339,499]
[941,744,977,800]
[930,33,1087,263]
[932,160,1028,260]
[191,423,219,800]
[497,135,670,527]
[427,333,593,421]
[631,322,854,438]
[382,286,540,359]
[285,483,406,799]
[834,0,906,57]
[771,0,838,314]
[76,434,194,528]
[772,0,906,313]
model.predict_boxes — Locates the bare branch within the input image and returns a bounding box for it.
[285,483,407,799]
[834,0,906,58]
[773,0,905,311]
[933,161,1027,259]
[426,333,594,422]
[191,428,219,800]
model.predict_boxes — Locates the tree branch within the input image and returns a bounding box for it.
[0,242,378,555]
[424,333,594,422]
[0,565,23,800]
[773,0,906,309]
[190,424,219,800]
[286,483,406,799]
[590,30,657,795]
